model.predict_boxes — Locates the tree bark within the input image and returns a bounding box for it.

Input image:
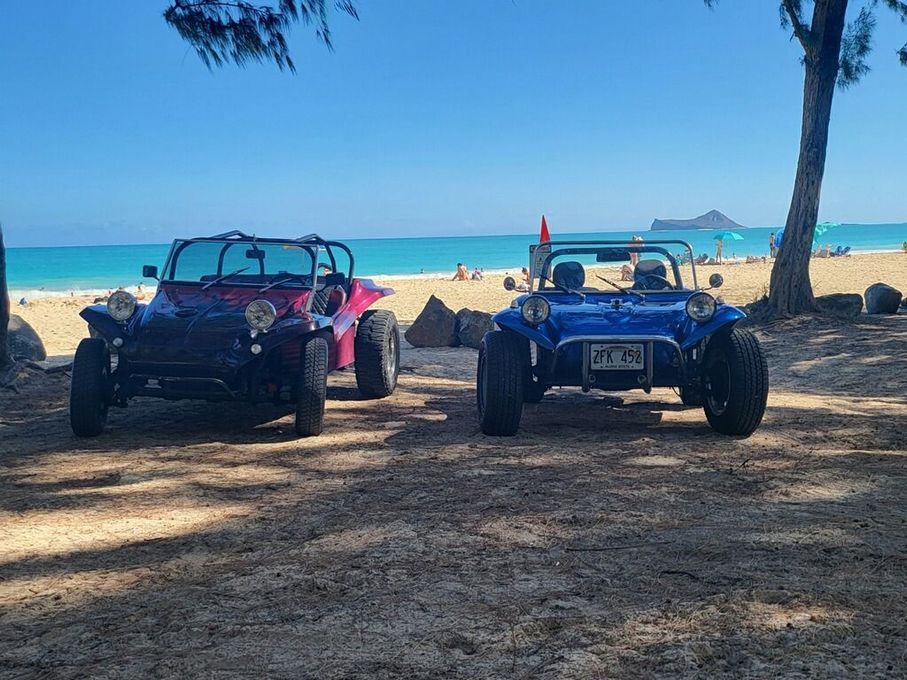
[769,0,849,316]
[0,223,10,369]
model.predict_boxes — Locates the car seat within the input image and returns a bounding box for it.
[633,259,670,290]
[310,273,348,315]
[552,261,585,290]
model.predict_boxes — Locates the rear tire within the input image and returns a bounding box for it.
[355,310,400,398]
[295,336,329,437]
[679,386,703,407]
[477,331,525,436]
[524,378,547,403]
[702,328,768,436]
[70,338,111,437]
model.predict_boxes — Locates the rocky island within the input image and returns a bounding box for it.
[651,209,745,231]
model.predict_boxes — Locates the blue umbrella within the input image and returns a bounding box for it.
[713,230,744,241]
[813,221,839,244]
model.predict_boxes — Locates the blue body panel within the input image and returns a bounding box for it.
[494,291,745,390]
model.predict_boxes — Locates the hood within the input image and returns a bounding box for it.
[126,284,308,362]
[548,297,689,343]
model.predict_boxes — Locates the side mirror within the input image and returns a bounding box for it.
[708,273,724,289]
[503,276,516,291]
[142,265,159,280]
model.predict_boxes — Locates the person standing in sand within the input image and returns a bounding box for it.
[769,232,776,258]
[715,238,724,265]
[628,235,643,266]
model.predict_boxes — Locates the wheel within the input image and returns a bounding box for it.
[354,310,400,398]
[702,328,768,436]
[70,338,111,437]
[524,342,547,403]
[524,378,547,403]
[295,336,329,437]
[679,386,702,407]
[477,331,525,436]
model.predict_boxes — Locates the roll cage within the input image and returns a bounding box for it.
[529,239,699,293]
[159,230,356,289]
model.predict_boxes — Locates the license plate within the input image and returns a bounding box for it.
[590,343,644,370]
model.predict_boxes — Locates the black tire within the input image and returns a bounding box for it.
[295,336,329,437]
[524,378,547,403]
[355,310,400,398]
[477,331,525,436]
[523,341,547,403]
[70,338,111,437]
[679,386,703,407]
[702,327,769,436]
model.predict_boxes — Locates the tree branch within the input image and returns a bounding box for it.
[781,0,814,53]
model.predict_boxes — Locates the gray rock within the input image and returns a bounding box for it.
[815,293,863,320]
[456,308,495,349]
[864,282,902,315]
[7,314,47,361]
[404,295,459,347]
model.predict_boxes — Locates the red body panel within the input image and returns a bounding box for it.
[330,278,394,369]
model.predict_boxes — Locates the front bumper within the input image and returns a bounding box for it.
[551,335,686,393]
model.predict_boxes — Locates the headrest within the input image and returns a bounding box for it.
[553,261,585,290]
[633,259,669,290]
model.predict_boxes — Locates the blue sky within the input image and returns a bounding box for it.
[1,0,905,246]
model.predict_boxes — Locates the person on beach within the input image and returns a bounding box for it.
[769,232,776,258]
[620,264,634,281]
[451,263,469,281]
[629,235,643,266]
[471,267,483,281]
[715,238,724,265]
[513,267,531,292]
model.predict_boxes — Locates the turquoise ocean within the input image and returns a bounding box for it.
[6,223,906,296]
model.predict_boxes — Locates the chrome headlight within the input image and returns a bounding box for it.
[245,299,277,331]
[686,292,717,322]
[107,290,137,321]
[521,295,550,325]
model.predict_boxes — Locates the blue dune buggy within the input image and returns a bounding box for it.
[477,239,768,436]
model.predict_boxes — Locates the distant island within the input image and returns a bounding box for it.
[650,210,745,231]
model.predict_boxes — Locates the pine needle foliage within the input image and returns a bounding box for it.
[164,1,359,72]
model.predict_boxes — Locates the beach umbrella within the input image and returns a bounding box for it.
[813,221,839,244]
[712,230,744,241]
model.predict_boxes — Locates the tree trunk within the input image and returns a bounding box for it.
[0,223,10,369]
[769,0,848,316]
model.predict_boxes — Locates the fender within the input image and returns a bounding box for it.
[492,308,557,351]
[80,305,146,340]
[680,305,746,350]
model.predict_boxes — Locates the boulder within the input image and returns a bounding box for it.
[864,282,902,315]
[404,295,459,347]
[456,308,495,349]
[7,314,47,361]
[815,293,863,320]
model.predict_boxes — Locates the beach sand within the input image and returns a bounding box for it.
[13,252,907,357]
[1,310,905,676]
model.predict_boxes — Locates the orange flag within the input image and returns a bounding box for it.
[540,215,550,243]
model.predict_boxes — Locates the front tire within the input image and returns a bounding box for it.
[477,331,525,436]
[295,336,329,437]
[70,338,111,437]
[355,310,400,398]
[702,328,768,436]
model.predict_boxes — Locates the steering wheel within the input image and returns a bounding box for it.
[635,274,675,290]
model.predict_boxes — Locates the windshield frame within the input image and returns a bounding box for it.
[530,239,698,294]
[158,233,356,292]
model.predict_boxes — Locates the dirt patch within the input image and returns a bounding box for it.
[1,317,905,678]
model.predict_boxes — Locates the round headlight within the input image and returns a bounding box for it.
[686,292,717,322]
[245,299,277,330]
[107,290,137,321]
[521,295,550,325]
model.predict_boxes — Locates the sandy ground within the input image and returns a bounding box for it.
[13,252,907,358]
[1,253,906,677]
